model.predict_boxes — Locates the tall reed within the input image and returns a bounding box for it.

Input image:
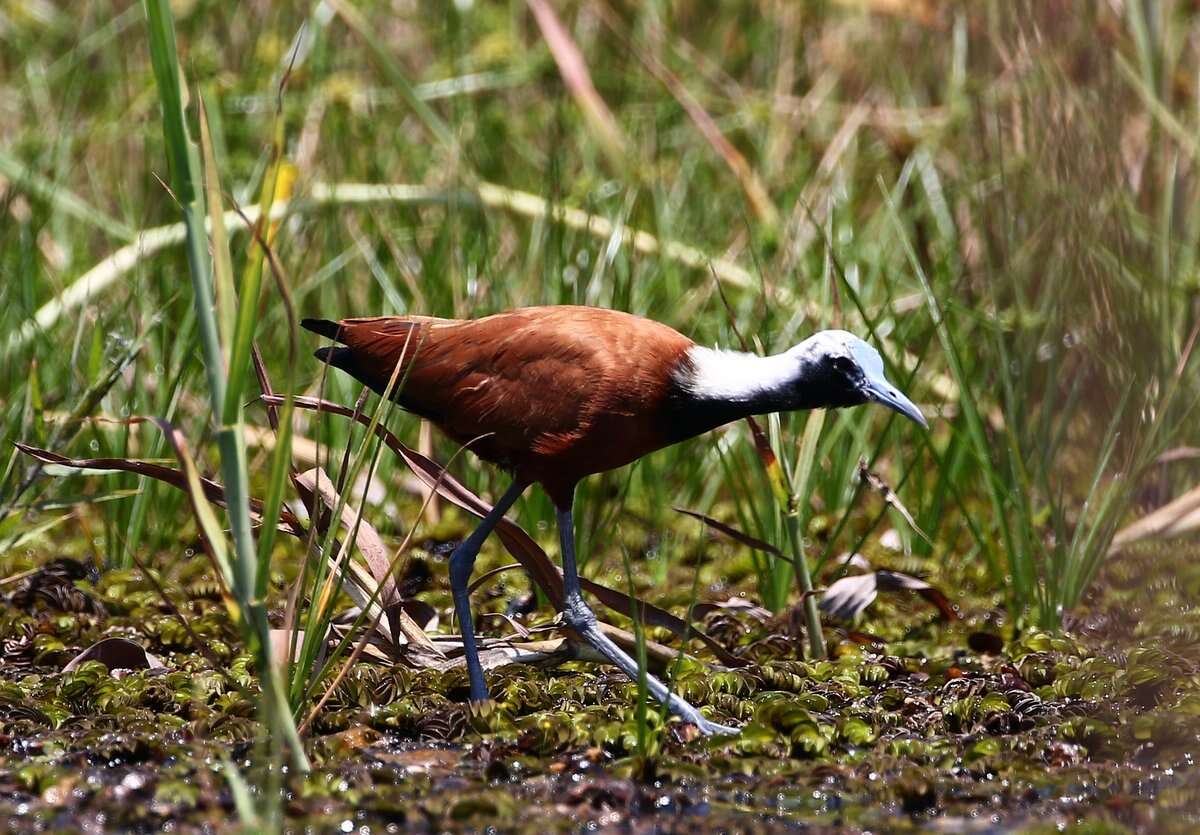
[142,0,307,782]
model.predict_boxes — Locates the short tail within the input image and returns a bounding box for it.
[301,318,344,342]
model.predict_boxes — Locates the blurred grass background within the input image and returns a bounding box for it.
[0,0,1197,633]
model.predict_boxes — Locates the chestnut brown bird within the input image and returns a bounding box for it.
[302,305,926,735]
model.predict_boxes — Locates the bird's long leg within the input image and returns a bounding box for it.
[449,480,528,702]
[556,507,739,736]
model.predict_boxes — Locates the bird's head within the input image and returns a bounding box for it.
[785,330,928,428]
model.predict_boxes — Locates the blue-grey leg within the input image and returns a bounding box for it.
[449,481,528,702]
[556,507,738,736]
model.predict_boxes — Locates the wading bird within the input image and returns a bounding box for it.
[302,306,926,735]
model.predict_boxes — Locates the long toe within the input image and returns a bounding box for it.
[694,717,740,736]
[672,697,739,735]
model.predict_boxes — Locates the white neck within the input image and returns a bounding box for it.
[678,346,798,404]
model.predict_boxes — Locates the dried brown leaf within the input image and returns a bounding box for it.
[269,628,310,671]
[1156,447,1200,465]
[674,507,785,558]
[295,468,400,606]
[64,637,163,672]
[293,467,440,657]
[819,567,958,622]
[14,440,304,534]
[431,636,576,673]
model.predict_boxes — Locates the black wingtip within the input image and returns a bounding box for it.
[313,345,340,365]
[301,318,343,341]
[314,344,359,374]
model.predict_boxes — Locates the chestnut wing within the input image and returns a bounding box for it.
[325,307,695,487]
[335,312,605,457]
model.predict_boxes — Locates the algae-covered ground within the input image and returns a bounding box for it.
[1,533,1197,832]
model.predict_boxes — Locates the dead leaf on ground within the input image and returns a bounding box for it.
[268,628,311,667]
[819,562,958,622]
[64,637,164,672]
[690,597,773,623]
[15,440,305,535]
[430,636,576,673]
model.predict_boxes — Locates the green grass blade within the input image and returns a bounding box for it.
[787,409,826,660]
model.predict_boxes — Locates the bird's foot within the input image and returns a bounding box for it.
[565,612,740,738]
[692,717,740,736]
[669,696,739,736]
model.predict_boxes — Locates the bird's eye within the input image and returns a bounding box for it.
[831,356,855,374]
